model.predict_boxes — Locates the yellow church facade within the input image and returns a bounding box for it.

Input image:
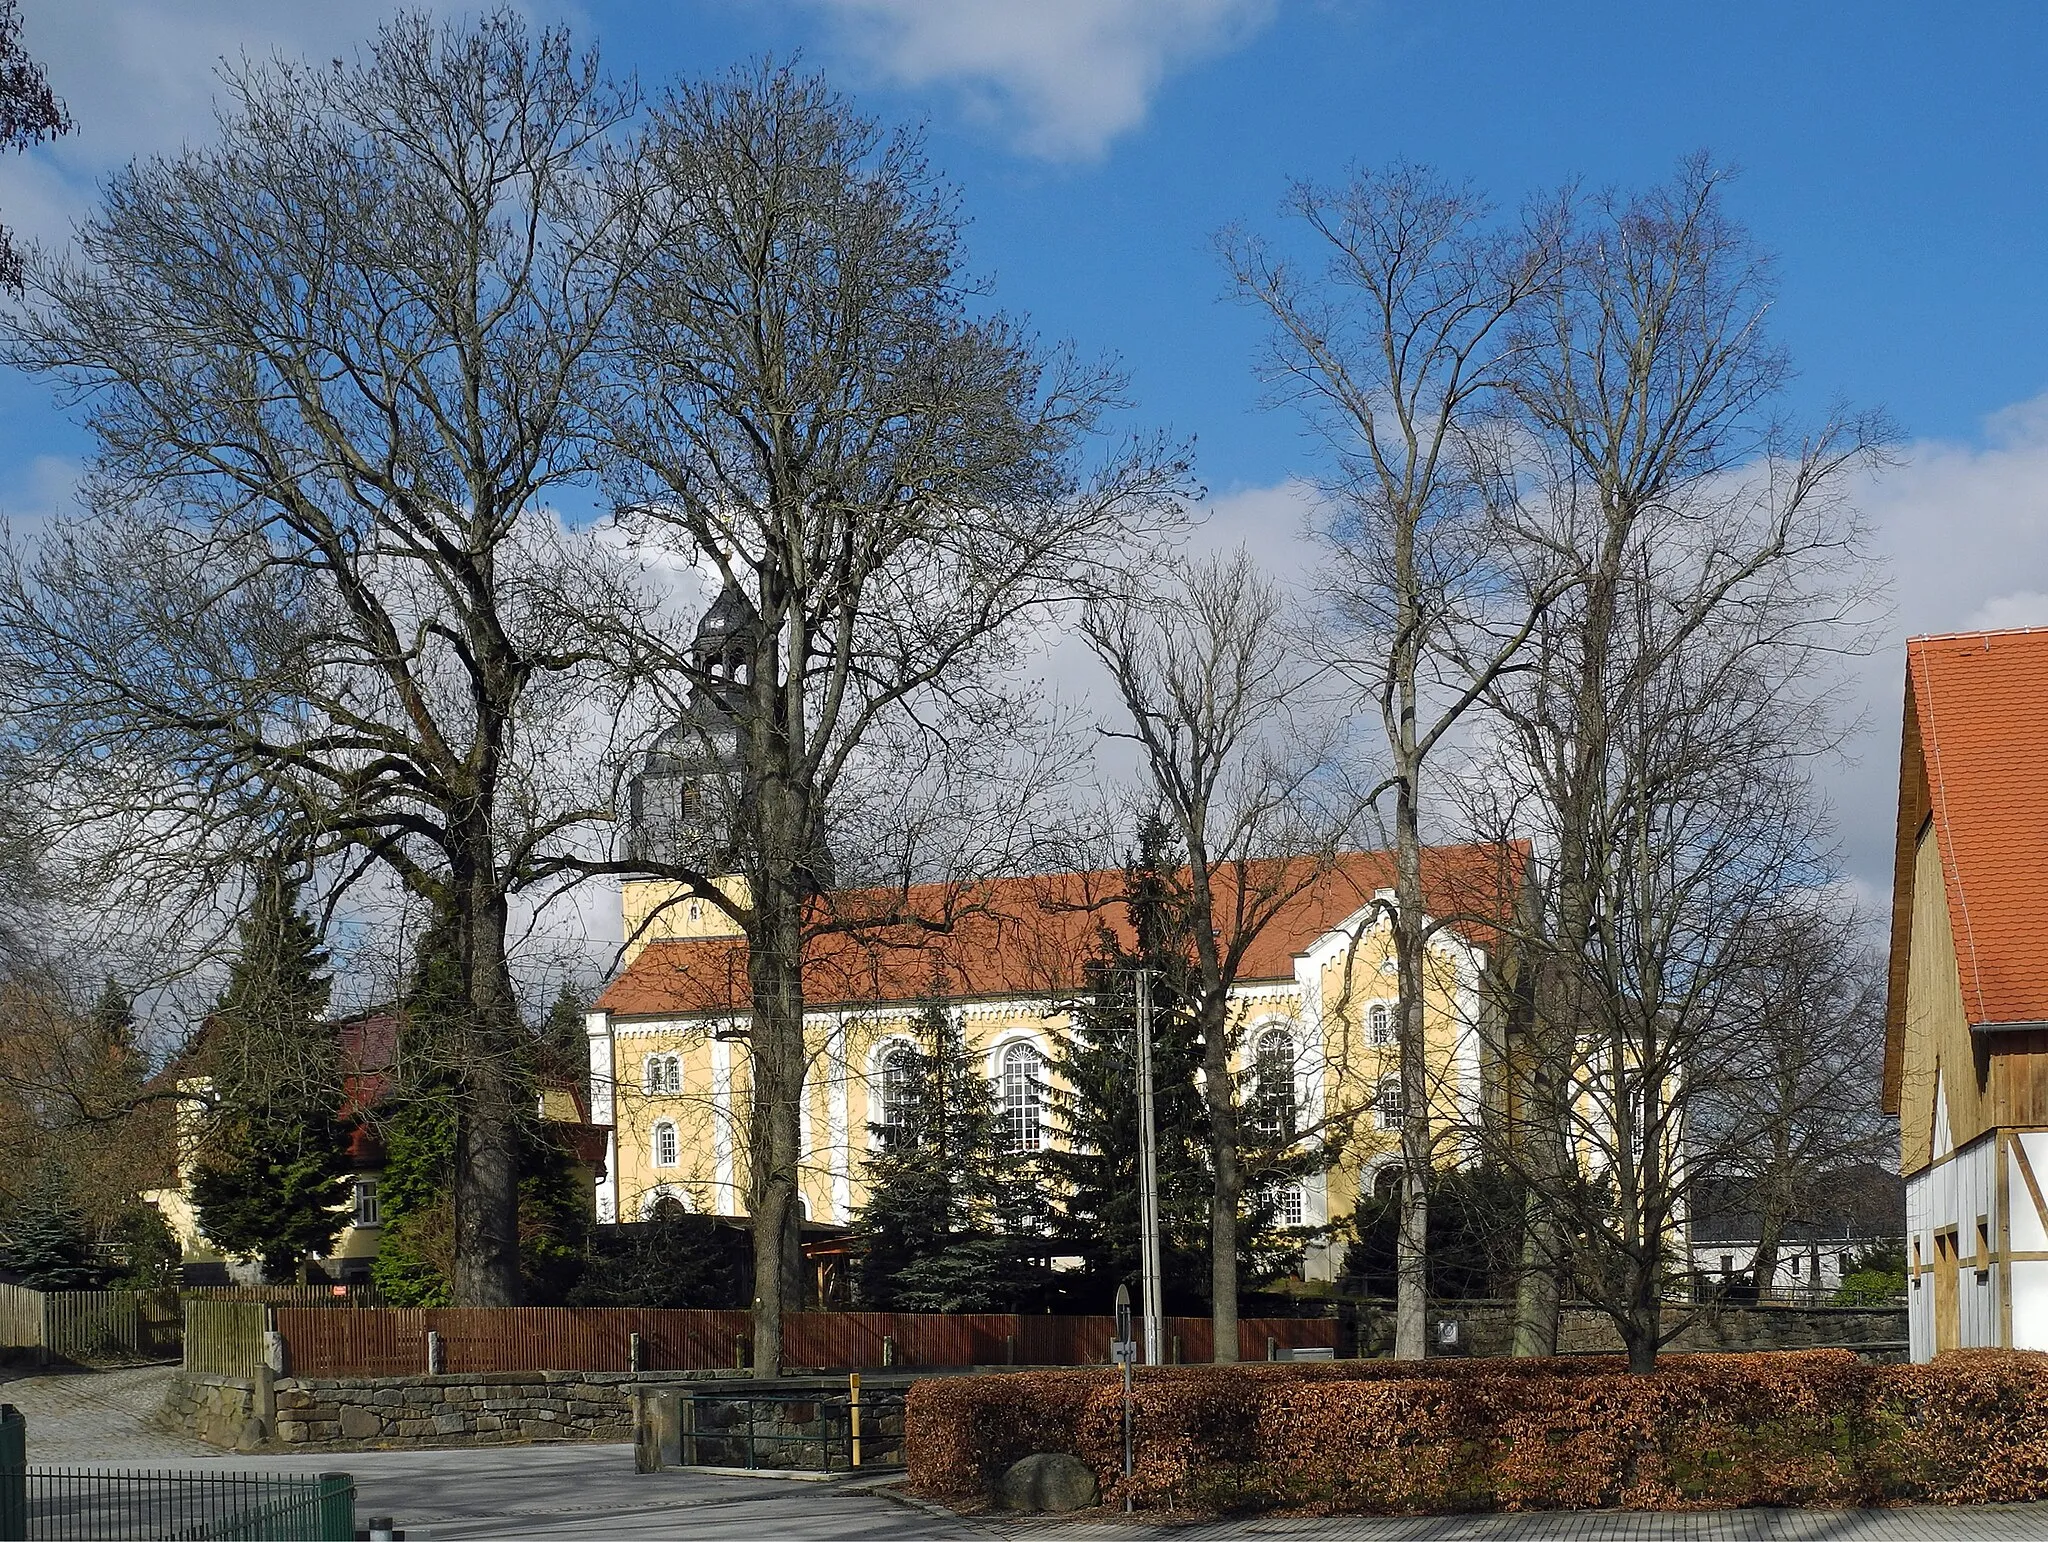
[585,846,1521,1281]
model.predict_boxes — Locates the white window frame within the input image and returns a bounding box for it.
[652,1118,680,1168]
[1251,1025,1301,1141]
[1367,1000,1395,1046]
[994,1037,1047,1154]
[1374,1074,1404,1132]
[352,1178,380,1229]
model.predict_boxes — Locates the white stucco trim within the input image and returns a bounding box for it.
[586,1011,619,1224]
[711,1033,735,1215]
[828,1017,851,1223]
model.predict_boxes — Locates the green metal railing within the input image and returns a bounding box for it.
[2,1469,352,1542]
[0,1400,352,1541]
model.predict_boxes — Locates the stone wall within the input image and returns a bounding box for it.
[163,1368,747,1450]
[159,1372,271,1450]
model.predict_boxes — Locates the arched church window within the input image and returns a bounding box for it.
[652,1119,679,1168]
[1367,1001,1395,1046]
[879,1043,919,1147]
[1000,1042,1044,1153]
[1251,1027,1301,1140]
[1374,1074,1404,1132]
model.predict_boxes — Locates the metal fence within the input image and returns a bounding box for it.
[640,1382,907,1474]
[1,1469,353,1541]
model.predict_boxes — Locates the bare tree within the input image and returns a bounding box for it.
[1082,547,1354,1360]
[0,0,71,292]
[0,12,643,1305]
[1469,546,1856,1370]
[595,64,1188,1373]
[1487,155,1887,1354]
[1222,166,1564,1358]
[1704,903,1892,1294]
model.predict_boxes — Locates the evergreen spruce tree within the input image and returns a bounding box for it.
[188,868,354,1282]
[0,1175,104,1289]
[1044,816,1214,1310]
[372,915,465,1305]
[853,994,1053,1311]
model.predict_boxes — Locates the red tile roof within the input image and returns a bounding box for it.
[595,844,1525,1019]
[1883,629,2048,1108]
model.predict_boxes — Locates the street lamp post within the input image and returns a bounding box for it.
[1134,967,1164,1367]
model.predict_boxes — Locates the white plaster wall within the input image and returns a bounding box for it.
[1908,1132,1999,1361]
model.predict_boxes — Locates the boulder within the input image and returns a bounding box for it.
[997,1453,1098,1513]
[339,1406,383,1441]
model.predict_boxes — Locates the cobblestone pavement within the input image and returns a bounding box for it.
[0,1362,209,1463]
[8,1368,2048,1539]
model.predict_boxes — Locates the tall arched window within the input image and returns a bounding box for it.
[1374,1074,1404,1132]
[652,1119,679,1168]
[1367,1001,1394,1046]
[879,1044,920,1147]
[1251,1027,1300,1141]
[1000,1042,1044,1153]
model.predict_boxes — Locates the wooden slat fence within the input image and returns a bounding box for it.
[182,1300,269,1378]
[2,1284,380,1367]
[274,1306,1338,1377]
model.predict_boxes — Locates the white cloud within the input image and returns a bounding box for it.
[1826,396,2048,900]
[0,2,557,253]
[797,0,1278,159]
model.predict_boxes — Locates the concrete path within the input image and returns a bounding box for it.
[9,1366,2048,1538]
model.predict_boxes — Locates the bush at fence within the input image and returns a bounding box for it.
[906,1350,2048,1515]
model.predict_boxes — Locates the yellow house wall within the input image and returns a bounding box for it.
[621,877,747,965]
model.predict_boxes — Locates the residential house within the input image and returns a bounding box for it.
[1884,626,2048,1358]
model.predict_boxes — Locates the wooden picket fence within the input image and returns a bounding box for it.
[271,1305,1339,1378]
[0,1283,383,1366]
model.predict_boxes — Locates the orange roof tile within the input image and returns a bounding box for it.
[1883,628,2048,1106]
[594,844,1525,1019]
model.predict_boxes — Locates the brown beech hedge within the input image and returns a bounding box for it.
[907,1351,2048,1514]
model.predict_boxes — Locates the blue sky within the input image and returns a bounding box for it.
[8,0,2048,916]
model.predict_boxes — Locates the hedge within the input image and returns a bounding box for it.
[907,1350,2048,1515]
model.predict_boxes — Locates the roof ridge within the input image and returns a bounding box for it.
[1908,626,2048,646]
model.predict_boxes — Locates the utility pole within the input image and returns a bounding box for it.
[1134,966,1164,1367]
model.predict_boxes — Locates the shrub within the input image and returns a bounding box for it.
[907,1351,2048,1516]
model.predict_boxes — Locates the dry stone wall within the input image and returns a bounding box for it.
[163,1368,745,1450]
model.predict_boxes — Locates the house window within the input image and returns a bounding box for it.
[1251,1027,1300,1141]
[1374,1074,1404,1132]
[1720,1255,1733,1276]
[352,1179,380,1229]
[1001,1042,1044,1153]
[879,1044,919,1146]
[1268,1183,1305,1227]
[653,1120,679,1168]
[1367,1002,1394,1046]
[1789,1253,1801,1278]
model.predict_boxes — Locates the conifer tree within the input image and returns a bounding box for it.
[0,1173,104,1289]
[1044,817,1214,1309]
[188,867,353,1282]
[853,994,1053,1311]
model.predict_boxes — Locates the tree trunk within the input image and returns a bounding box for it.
[1623,1301,1660,1374]
[1393,812,1431,1360]
[451,875,524,1307]
[1200,988,1241,1363]
[747,883,806,1377]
